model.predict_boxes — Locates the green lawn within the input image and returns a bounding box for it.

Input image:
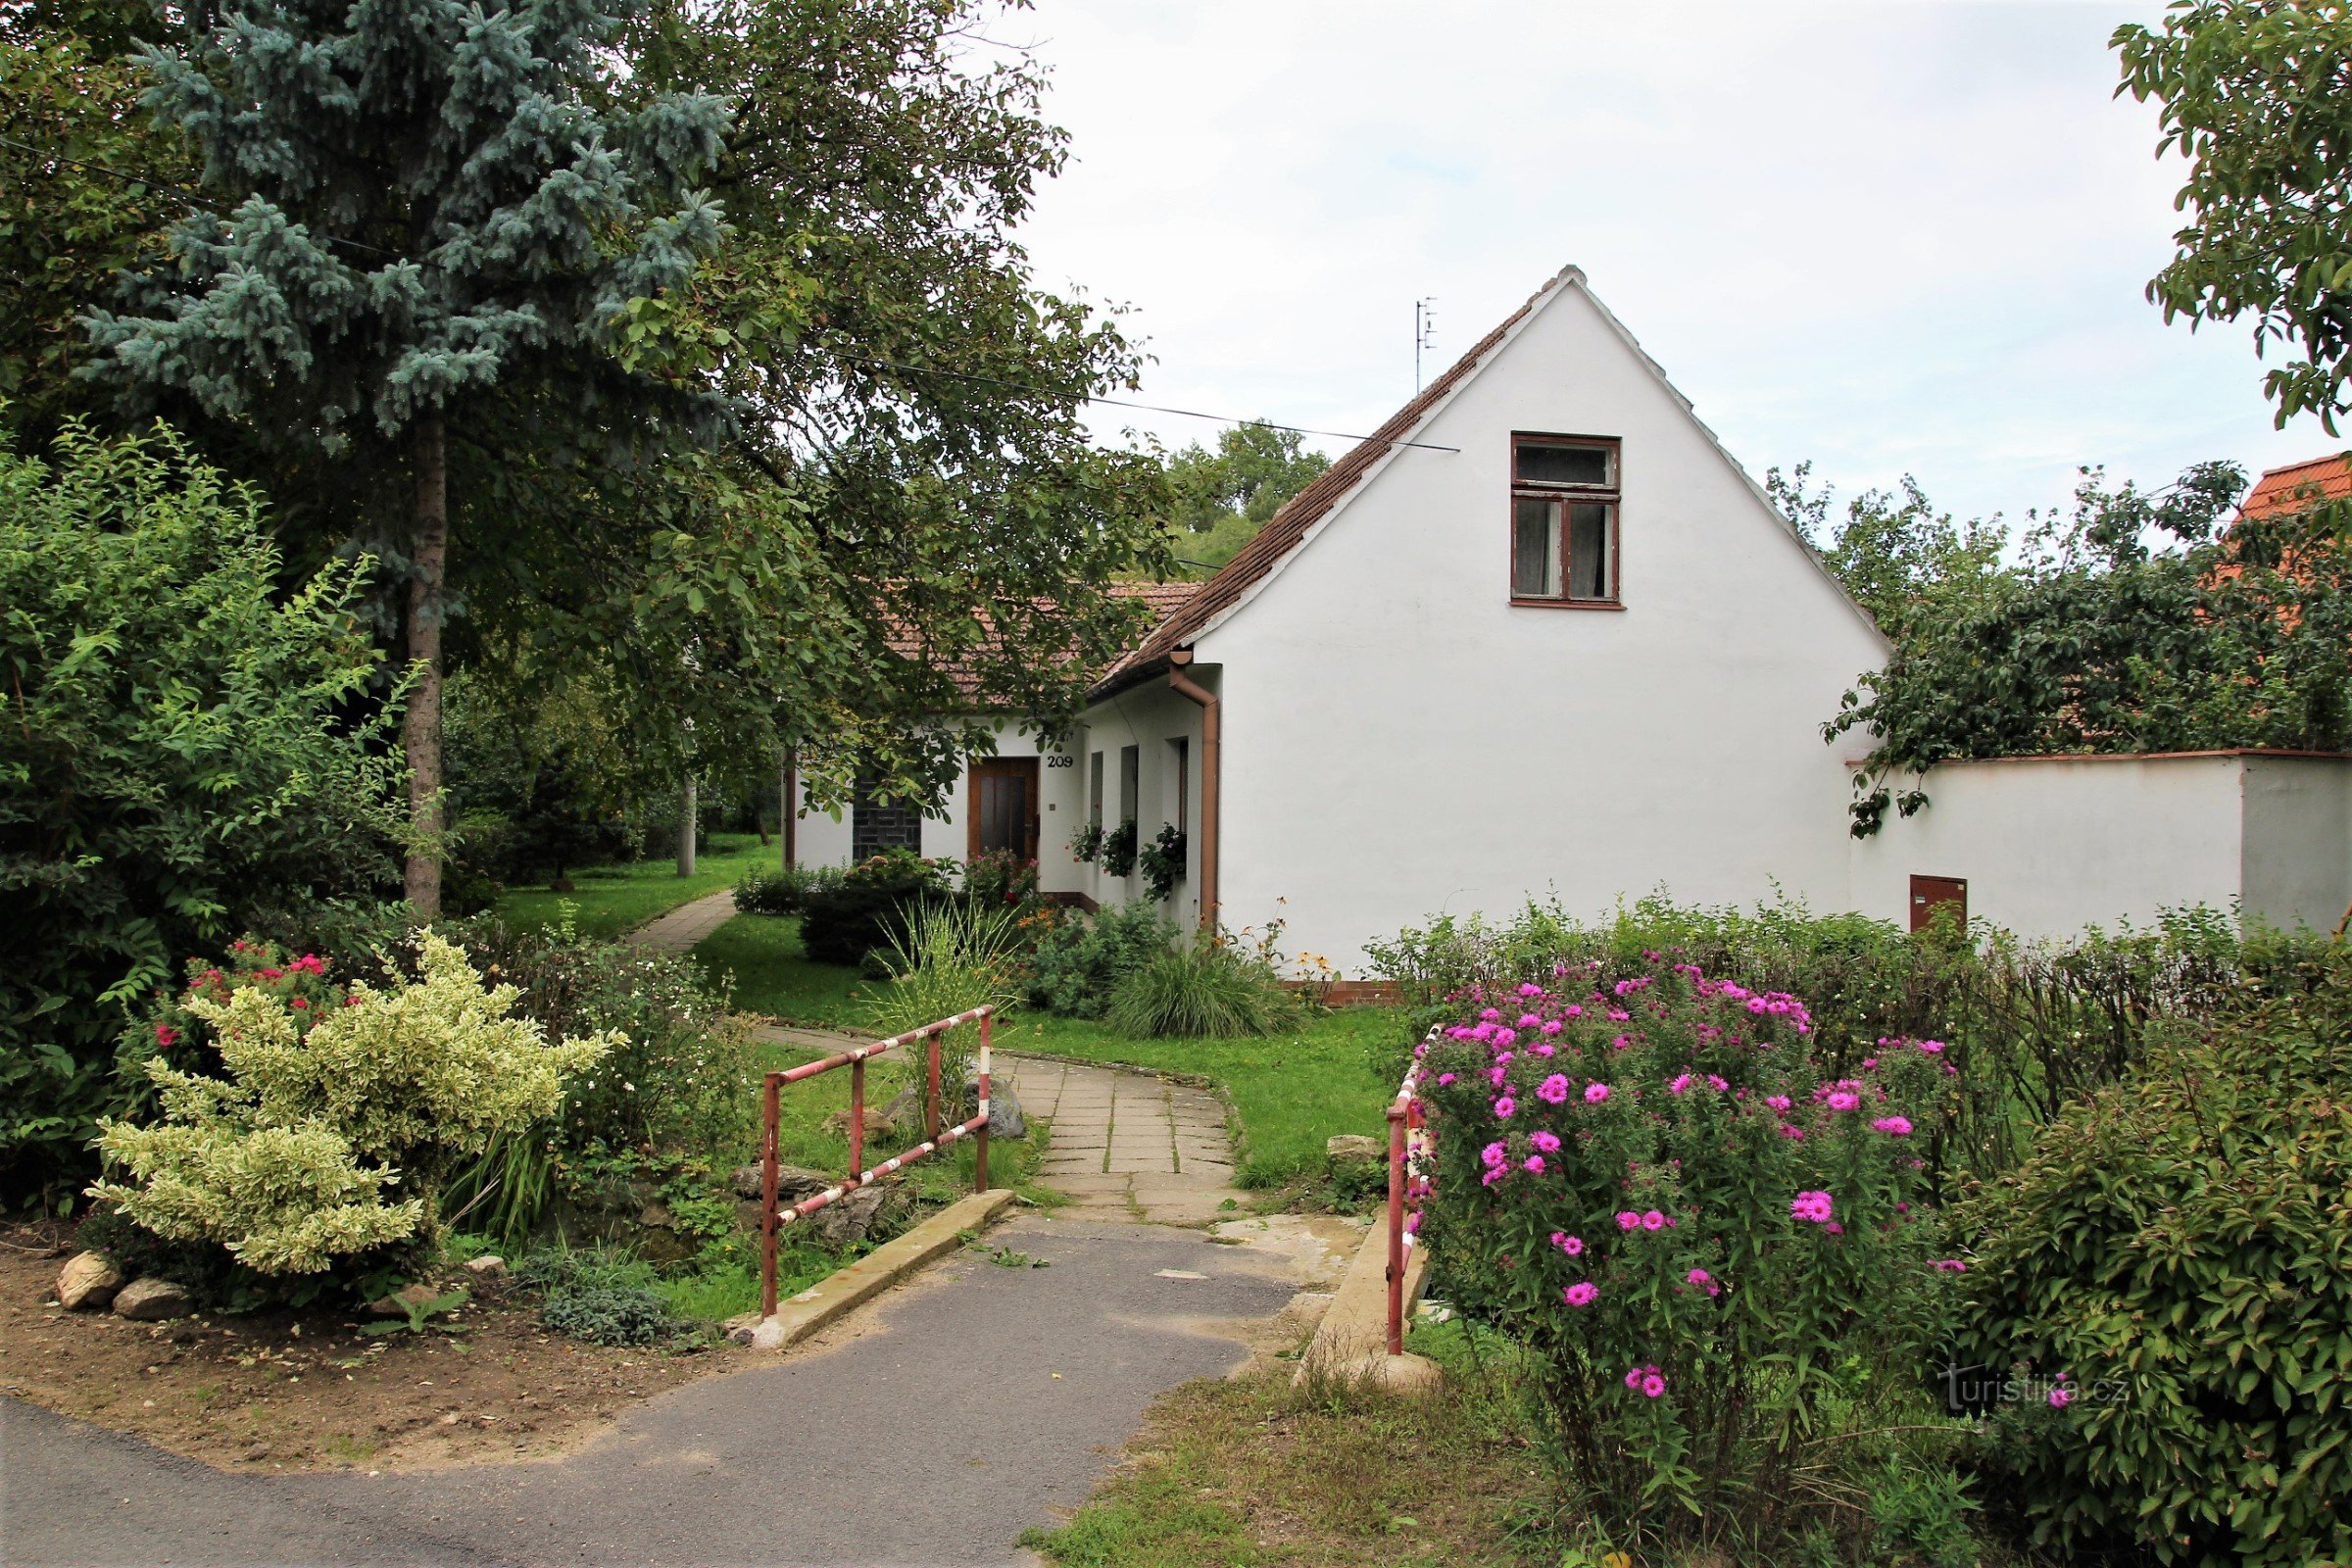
[693,911,1414,1188]
[492,832,773,940]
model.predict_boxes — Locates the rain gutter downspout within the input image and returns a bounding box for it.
[1166,649,1219,931]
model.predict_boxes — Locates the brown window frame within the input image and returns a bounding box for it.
[1508,432,1623,610]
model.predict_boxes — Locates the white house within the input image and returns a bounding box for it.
[789,267,2352,972]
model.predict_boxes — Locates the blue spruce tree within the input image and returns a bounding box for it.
[86,0,729,915]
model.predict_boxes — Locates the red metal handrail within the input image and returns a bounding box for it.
[1385,1039,1435,1356]
[759,1004,996,1320]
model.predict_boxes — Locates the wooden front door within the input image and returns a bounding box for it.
[967,759,1041,863]
[1909,874,1968,933]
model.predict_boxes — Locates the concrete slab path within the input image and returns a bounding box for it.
[626,888,741,956]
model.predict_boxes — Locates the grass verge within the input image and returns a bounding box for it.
[492,832,771,939]
[1019,1335,1556,1566]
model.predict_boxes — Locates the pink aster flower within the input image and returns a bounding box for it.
[1494,1096,1516,1119]
[1563,1282,1596,1306]
[1790,1190,1834,1224]
[1825,1090,1861,1112]
[1872,1115,1914,1136]
[1931,1259,1968,1272]
[1522,1154,1545,1174]
[1668,1073,1692,1095]
[1436,1072,1455,1086]
[1530,1130,1561,1153]
[1536,1073,1571,1104]
[1764,1095,1791,1111]
[1641,1209,1665,1231]
[1480,1142,1507,1169]
[1541,1019,1563,1036]
[2048,1384,2073,1409]
[1584,1083,1611,1104]
[1616,1210,1641,1231]
[1641,1372,1666,1398]
[1552,1233,1584,1256]
[1518,983,1543,998]
[1918,1039,1946,1054]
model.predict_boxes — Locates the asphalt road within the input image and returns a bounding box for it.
[3,1215,1298,1568]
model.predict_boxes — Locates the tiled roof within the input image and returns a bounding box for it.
[1094,272,1565,691]
[888,582,1199,701]
[2239,454,2352,519]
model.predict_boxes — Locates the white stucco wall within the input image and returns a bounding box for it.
[789,720,1082,877]
[1185,275,1889,974]
[1068,684,1205,923]
[1846,753,2352,940]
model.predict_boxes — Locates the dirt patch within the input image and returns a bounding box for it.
[0,1223,748,1474]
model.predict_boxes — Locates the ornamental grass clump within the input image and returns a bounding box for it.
[1414,961,1968,1551]
[91,933,612,1276]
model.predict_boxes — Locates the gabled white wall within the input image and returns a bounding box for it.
[790,720,1083,880]
[1192,277,1889,973]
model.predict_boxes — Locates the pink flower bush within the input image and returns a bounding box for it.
[1410,958,1956,1533]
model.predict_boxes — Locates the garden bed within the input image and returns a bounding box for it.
[0,1222,745,1473]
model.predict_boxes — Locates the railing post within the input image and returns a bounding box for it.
[926,1026,942,1145]
[760,1072,781,1319]
[1386,1099,1407,1357]
[974,1007,992,1193]
[849,1054,865,1188]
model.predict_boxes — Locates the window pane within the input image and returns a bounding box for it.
[1512,497,1560,597]
[1567,503,1612,600]
[1516,442,1610,488]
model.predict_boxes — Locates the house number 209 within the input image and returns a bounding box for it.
[1045,756,1075,768]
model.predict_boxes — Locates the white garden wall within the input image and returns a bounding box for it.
[1846,752,2352,940]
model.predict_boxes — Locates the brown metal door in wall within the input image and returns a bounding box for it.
[967,759,1041,863]
[1909,875,1968,933]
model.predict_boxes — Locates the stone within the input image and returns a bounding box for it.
[56,1250,122,1311]
[728,1162,837,1202]
[463,1255,507,1279]
[637,1202,674,1230]
[112,1277,192,1321]
[367,1282,444,1318]
[810,1184,893,1248]
[819,1104,896,1138]
[964,1075,1027,1139]
[748,1316,787,1351]
[1325,1134,1386,1164]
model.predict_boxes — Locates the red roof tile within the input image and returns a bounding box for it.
[2238,454,2352,519]
[1094,273,1565,692]
[886,582,1200,703]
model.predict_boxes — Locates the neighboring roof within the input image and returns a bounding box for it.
[888,581,1198,703]
[1096,273,1565,689]
[2238,454,2352,519]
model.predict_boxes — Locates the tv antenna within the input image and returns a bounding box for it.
[1414,296,1438,392]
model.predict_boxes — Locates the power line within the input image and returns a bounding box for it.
[837,352,1460,454]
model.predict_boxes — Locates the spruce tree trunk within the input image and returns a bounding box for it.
[403,415,449,919]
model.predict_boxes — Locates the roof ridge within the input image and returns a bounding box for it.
[1095,270,1573,688]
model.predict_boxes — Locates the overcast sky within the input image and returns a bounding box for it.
[1007,0,2341,531]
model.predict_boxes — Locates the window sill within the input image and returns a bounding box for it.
[1508,597,1626,612]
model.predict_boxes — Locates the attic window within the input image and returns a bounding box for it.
[1511,434,1620,606]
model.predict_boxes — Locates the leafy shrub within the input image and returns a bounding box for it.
[1106,938,1300,1040]
[1027,903,1174,1018]
[961,849,1039,911]
[0,421,409,1203]
[734,863,839,915]
[516,1248,689,1347]
[90,933,612,1275]
[1414,962,1964,1547]
[435,918,759,1244]
[1370,894,2327,1183]
[798,847,956,966]
[1951,945,2352,1567]
[541,1281,683,1346]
